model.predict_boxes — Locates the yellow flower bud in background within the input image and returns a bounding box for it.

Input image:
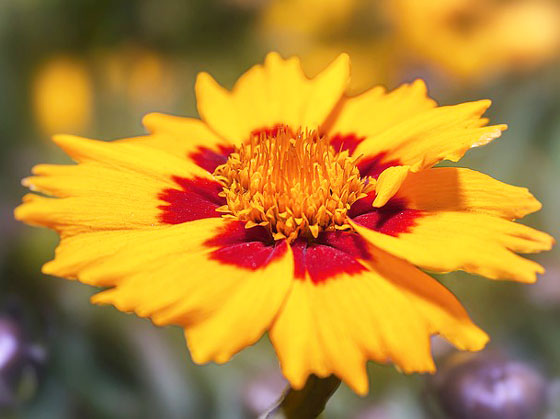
[32,57,92,135]
[100,46,175,111]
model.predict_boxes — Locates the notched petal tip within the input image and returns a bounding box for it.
[89,290,111,306]
[50,133,98,161]
[512,187,543,218]
[20,177,35,190]
[184,333,214,366]
[187,339,235,366]
[339,372,369,396]
[348,369,370,396]
[330,52,351,85]
[51,133,83,147]
[475,98,492,113]
[333,52,350,67]
[41,262,57,276]
[515,267,540,284]
[319,52,351,80]
[280,367,308,392]
[524,229,556,254]
[411,78,428,91]
[471,125,507,149]
[263,50,309,70]
[264,51,283,63]
[372,165,411,208]
[528,197,543,214]
[468,330,490,352]
[393,356,436,377]
[12,205,24,222]
[141,112,167,132]
[13,196,37,222]
[195,71,226,98]
[443,324,490,353]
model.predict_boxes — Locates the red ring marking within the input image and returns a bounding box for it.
[292,231,371,284]
[349,195,422,237]
[158,176,225,224]
[189,145,235,173]
[329,133,365,155]
[205,221,287,270]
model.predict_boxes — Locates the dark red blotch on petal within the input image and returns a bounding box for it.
[189,125,293,173]
[350,196,422,237]
[190,125,289,173]
[159,176,225,224]
[292,231,371,284]
[205,222,373,282]
[329,133,365,155]
[347,189,376,218]
[189,145,235,173]
[357,152,402,179]
[328,133,401,178]
[206,221,287,270]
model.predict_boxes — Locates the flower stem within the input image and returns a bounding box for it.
[260,375,341,419]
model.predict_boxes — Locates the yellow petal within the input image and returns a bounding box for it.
[270,270,435,395]
[22,162,168,199]
[118,114,231,161]
[51,134,207,180]
[41,228,158,280]
[351,212,554,283]
[85,219,293,364]
[15,135,219,235]
[363,247,488,352]
[184,242,293,364]
[372,165,411,207]
[195,52,350,143]
[394,167,543,220]
[78,217,221,286]
[15,193,161,235]
[354,100,506,171]
[325,79,435,138]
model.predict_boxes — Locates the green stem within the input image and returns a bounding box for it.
[260,375,341,419]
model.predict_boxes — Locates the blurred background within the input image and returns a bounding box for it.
[1,0,559,418]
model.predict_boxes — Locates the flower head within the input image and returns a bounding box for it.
[15,53,554,394]
[215,127,373,241]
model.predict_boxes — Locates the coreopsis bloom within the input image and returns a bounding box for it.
[390,0,560,80]
[15,53,553,394]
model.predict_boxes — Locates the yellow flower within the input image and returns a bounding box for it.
[15,53,553,394]
[101,47,176,109]
[390,0,560,80]
[260,0,357,38]
[33,57,93,135]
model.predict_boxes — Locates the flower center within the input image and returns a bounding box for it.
[213,127,375,242]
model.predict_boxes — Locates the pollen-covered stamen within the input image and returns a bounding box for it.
[213,127,375,242]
